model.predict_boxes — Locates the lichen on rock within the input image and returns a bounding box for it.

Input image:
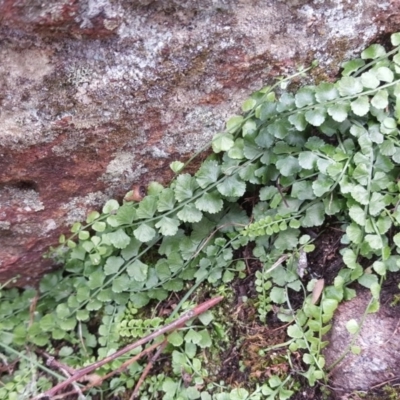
[0,0,397,285]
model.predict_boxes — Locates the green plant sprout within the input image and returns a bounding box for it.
[1,32,400,399]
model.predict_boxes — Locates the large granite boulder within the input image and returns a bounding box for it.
[0,0,398,285]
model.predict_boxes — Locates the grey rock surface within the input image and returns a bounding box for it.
[324,290,400,397]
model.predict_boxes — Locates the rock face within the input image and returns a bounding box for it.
[324,290,400,397]
[0,0,398,286]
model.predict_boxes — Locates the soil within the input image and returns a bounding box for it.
[207,224,400,400]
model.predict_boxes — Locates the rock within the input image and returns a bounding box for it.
[0,0,398,286]
[323,290,400,397]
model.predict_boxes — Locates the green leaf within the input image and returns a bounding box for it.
[327,102,349,122]
[277,92,295,112]
[295,87,315,108]
[242,98,257,112]
[361,71,380,89]
[376,66,394,82]
[371,89,388,109]
[346,319,359,334]
[287,324,303,339]
[147,181,164,195]
[270,287,286,304]
[276,156,301,176]
[391,32,400,45]
[365,234,383,250]
[315,82,338,102]
[163,278,183,291]
[107,228,131,249]
[127,260,148,281]
[155,216,180,236]
[255,126,275,148]
[195,160,221,188]
[305,107,326,126]
[242,119,257,137]
[121,237,141,260]
[275,228,300,250]
[217,175,246,197]
[372,261,386,275]
[352,163,369,185]
[351,96,370,116]
[358,273,378,289]
[291,181,315,200]
[341,59,365,76]
[167,331,184,347]
[337,76,363,96]
[302,203,325,227]
[177,203,203,222]
[136,196,158,219]
[342,248,358,269]
[267,118,291,139]
[361,44,386,59]
[78,230,90,240]
[346,223,363,244]
[92,221,106,232]
[351,185,369,205]
[376,215,392,234]
[312,175,334,196]
[133,224,156,242]
[226,115,244,133]
[393,232,400,247]
[322,298,338,315]
[88,270,105,289]
[157,188,176,212]
[298,151,318,169]
[112,274,130,293]
[369,192,386,216]
[86,211,100,223]
[102,199,119,214]
[195,192,223,214]
[288,112,307,131]
[174,174,198,202]
[104,256,124,275]
[170,161,184,173]
[349,205,366,226]
[257,100,277,121]
[212,133,235,153]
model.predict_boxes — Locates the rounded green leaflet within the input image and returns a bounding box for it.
[170,161,184,173]
[275,156,301,176]
[226,115,244,133]
[305,107,326,126]
[345,319,359,334]
[133,223,156,242]
[315,82,338,102]
[360,71,380,89]
[337,76,363,96]
[351,95,370,116]
[371,89,389,109]
[327,102,349,122]
[212,133,234,153]
[361,43,386,59]
[375,66,394,82]
[102,199,119,214]
[295,87,315,108]
[242,97,257,112]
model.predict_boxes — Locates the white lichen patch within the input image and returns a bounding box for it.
[0,48,53,83]
[0,187,45,213]
[61,191,110,224]
[100,151,148,191]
